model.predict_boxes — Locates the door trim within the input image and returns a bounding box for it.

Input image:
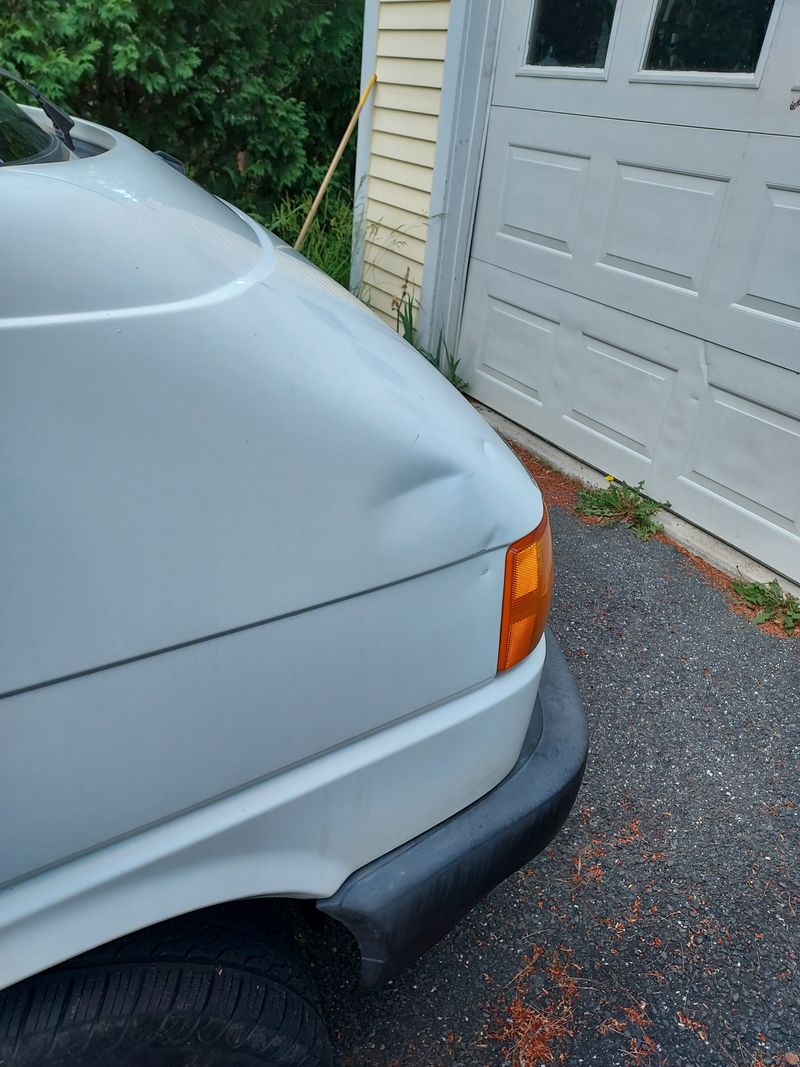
[419,0,503,352]
[349,0,380,293]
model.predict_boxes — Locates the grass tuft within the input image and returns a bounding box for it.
[393,290,468,391]
[730,578,800,634]
[266,184,355,289]
[576,478,669,540]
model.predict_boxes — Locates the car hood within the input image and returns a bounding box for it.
[0,115,541,694]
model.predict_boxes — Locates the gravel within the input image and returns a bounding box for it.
[311,506,800,1066]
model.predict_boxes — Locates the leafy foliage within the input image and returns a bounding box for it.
[0,0,362,219]
[576,478,669,540]
[393,290,468,392]
[730,578,800,634]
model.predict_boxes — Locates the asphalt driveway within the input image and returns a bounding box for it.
[313,499,800,1066]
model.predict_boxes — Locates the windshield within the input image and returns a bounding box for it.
[0,90,69,165]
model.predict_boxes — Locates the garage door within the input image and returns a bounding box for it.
[460,0,800,581]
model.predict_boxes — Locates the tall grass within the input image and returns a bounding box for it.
[266,185,354,289]
[393,289,468,392]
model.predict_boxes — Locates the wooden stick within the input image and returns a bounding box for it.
[294,72,377,252]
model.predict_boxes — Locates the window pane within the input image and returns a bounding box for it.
[645,0,776,74]
[527,0,618,68]
[0,91,53,165]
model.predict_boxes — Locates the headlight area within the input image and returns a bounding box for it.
[497,508,554,673]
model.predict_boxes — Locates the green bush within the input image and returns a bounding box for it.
[1,0,362,219]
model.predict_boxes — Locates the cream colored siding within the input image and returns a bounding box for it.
[372,107,439,142]
[374,83,442,115]
[371,131,437,168]
[376,30,447,60]
[360,0,450,326]
[378,1,450,29]
[367,210,428,248]
[368,177,431,217]
[364,245,425,286]
[372,59,444,89]
[369,156,433,193]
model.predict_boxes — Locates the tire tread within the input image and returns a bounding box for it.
[0,904,332,1067]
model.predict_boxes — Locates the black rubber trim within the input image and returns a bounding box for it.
[317,628,588,987]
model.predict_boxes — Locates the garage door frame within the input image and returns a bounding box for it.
[419,0,503,353]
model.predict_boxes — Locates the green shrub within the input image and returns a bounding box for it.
[1,0,362,219]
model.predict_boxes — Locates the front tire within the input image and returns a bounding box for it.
[0,903,333,1066]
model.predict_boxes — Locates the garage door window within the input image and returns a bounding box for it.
[527,0,618,69]
[645,0,776,73]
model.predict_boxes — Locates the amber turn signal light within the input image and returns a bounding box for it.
[497,510,554,673]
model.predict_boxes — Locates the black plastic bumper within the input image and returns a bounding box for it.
[316,629,588,987]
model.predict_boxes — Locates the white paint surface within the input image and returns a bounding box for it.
[0,106,548,986]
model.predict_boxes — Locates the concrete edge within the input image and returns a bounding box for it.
[473,400,800,600]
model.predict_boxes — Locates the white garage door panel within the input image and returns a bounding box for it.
[461,262,800,579]
[683,389,799,531]
[600,163,727,294]
[492,0,796,138]
[478,296,557,406]
[714,149,800,360]
[567,336,678,461]
[463,261,702,482]
[462,0,800,579]
[680,345,800,536]
[473,109,800,373]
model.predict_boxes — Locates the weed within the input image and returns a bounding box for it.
[575,477,670,540]
[730,578,800,635]
[393,284,416,344]
[392,288,468,391]
[266,183,355,289]
[418,331,469,393]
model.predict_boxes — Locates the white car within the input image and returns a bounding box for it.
[0,81,588,1066]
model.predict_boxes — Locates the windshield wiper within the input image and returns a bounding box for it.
[0,66,74,151]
